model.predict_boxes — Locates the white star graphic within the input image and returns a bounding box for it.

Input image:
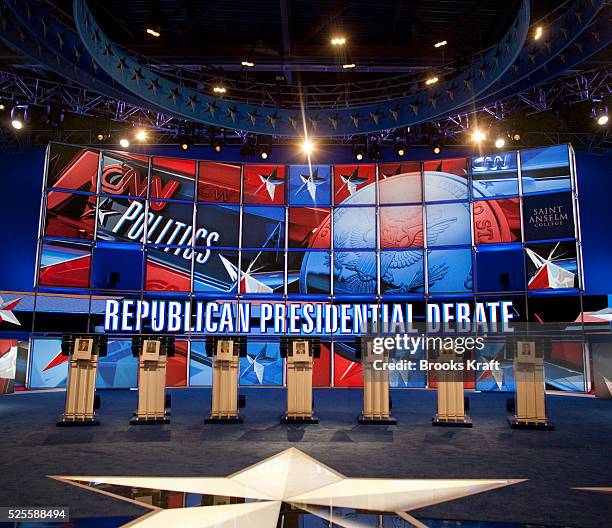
[50,448,524,527]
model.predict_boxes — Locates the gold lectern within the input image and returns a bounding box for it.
[281,338,318,424]
[508,340,553,430]
[205,337,245,423]
[130,337,173,425]
[432,347,471,427]
[359,339,396,424]
[57,335,106,426]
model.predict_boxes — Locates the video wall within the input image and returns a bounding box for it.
[39,143,581,297]
[24,142,588,391]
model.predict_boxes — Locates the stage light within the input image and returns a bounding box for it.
[495,137,506,149]
[433,144,442,155]
[471,129,486,143]
[331,36,346,46]
[434,40,447,48]
[45,105,65,128]
[534,26,543,40]
[397,148,405,157]
[213,141,223,153]
[146,27,160,37]
[594,107,609,126]
[135,129,148,142]
[342,63,356,69]
[425,76,439,85]
[178,135,193,151]
[10,105,28,130]
[119,138,130,148]
[302,139,314,155]
[510,131,521,141]
[213,85,226,94]
[260,151,268,160]
[241,60,255,67]
[355,152,363,161]
[0,103,5,111]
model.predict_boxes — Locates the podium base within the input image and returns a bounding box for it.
[432,414,472,428]
[204,415,243,424]
[280,414,319,424]
[56,414,100,427]
[358,415,397,425]
[508,417,554,430]
[130,412,170,425]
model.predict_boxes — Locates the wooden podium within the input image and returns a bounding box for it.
[57,335,106,426]
[432,347,471,427]
[359,339,396,424]
[205,338,244,423]
[130,337,173,425]
[281,339,318,424]
[509,340,553,430]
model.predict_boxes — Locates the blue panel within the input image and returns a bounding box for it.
[240,341,283,386]
[521,144,571,194]
[427,248,473,293]
[288,165,331,206]
[29,338,67,388]
[426,202,471,246]
[96,339,138,388]
[189,341,213,386]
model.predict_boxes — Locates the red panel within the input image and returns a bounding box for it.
[166,341,188,387]
[45,193,96,240]
[198,162,241,203]
[243,164,286,204]
[145,259,191,292]
[380,205,423,248]
[313,343,331,387]
[333,164,375,204]
[333,352,363,387]
[47,149,99,192]
[288,207,331,248]
[39,255,91,288]
[473,198,521,244]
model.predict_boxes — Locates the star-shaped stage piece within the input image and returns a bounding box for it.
[257,167,283,201]
[339,167,369,196]
[0,296,21,326]
[298,168,326,201]
[50,448,524,528]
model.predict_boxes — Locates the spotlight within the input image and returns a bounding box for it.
[259,137,272,160]
[433,144,442,155]
[95,131,108,142]
[213,85,226,94]
[352,136,366,161]
[434,40,447,48]
[178,135,193,151]
[471,129,486,143]
[331,36,346,46]
[594,107,609,126]
[260,151,268,160]
[119,137,130,148]
[10,105,28,130]
[241,60,255,67]
[510,130,521,141]
[495,137,506,149]
[135,129,148,142]
[146,27,160,37]
[0,103,5,111]
[394,135,408,157]
[302,139,314,155]
[534,26,543,40]
[425,76,439,85]
[342,63,356,69]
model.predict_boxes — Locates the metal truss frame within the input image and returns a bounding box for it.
[0,66,609,153]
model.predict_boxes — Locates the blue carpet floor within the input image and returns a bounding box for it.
[0,388,610,527]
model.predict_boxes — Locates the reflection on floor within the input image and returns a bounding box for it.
[50,448,522,527]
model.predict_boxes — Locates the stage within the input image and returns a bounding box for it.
[0,388,610,527]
